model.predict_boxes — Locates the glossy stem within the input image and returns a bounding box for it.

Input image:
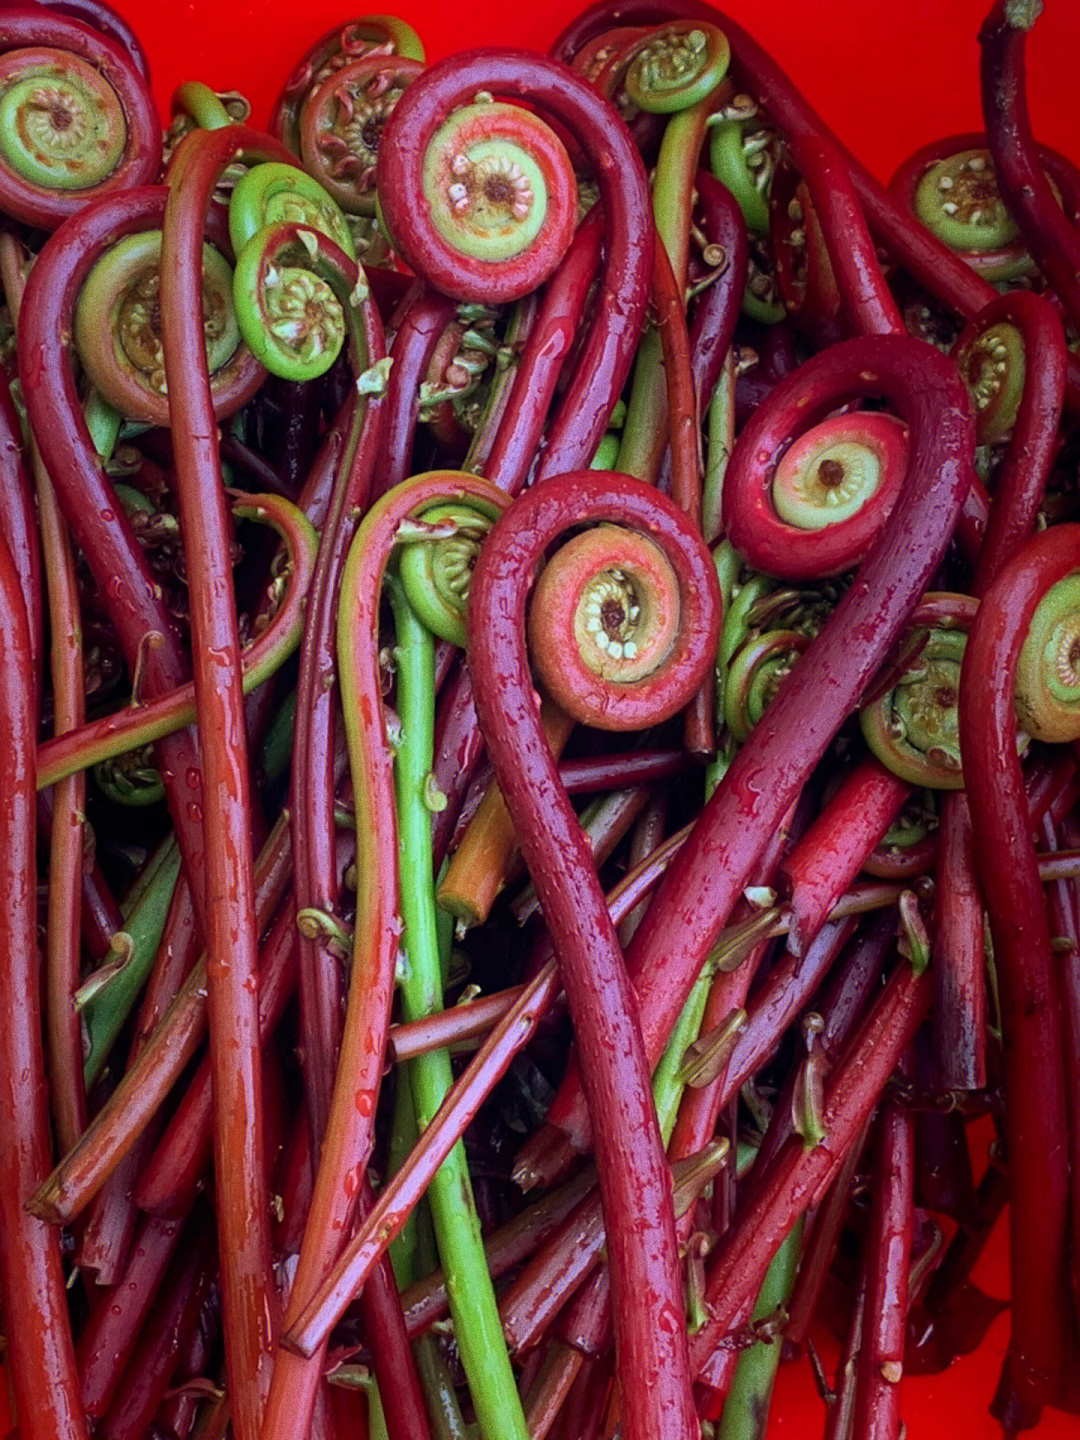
[30,813,294,1222]
[18,187,211,929]
[465,471,722,1440]
[682,171,748,540]
[650,234,715,755]
[98,1220,217,1440]
[714,1220,801,1440]
[32,437,87,1154]
[697,915,854,1105]
[753,910,893,1176]
[278,236,384,1153]
[500,1143,726,1359]
[162,128,297,1438]
[513,784,653,925]
[378,286,458,498]
[980,0,1080,332]
[0,531,87,1440]
[970,289,1068,596]
[284,957,564,1355]
[783,1122,871,1350]
[262,472,507,1440]
[389,574,529,1438]
[438,699,573,927]
[77,1210,189,1418]
[398,1165,598,1339]
[36,489,317,786]
[290,818,709,1353]
[851,1103,914,1440]
[0,318,43,693]
[531,335,972,1170]
[958,522,1077,1428]
[937,289,1067,1089]
[785,131,903,336]
[686,963,929,1383]
[781,758,911,956]
[484,208,604,493]
[131,898,299,1218]
[1041,811,1080,1327]
[618,95,712,484]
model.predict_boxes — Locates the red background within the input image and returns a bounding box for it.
[12,2,1080,1436]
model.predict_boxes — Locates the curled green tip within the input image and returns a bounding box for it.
[229,162,355,260]
[624,23,731,114]
[232,237,346,382]
[172,81,233,130]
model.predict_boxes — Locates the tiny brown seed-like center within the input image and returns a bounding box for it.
[816,458,846,489]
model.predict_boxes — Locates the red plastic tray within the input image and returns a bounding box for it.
[12,2,1080,1435]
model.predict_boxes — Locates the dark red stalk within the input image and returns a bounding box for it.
[3,245,89,1160]
[32,816,295,1223]
[958,522,1077,1428]
[781,758,911,956]
[32,466,88,1153]
[686,962,929,1381]
[161,128,316,1437]
[18,187,214,921]
[152,1286,219,1440]
[499,1146,725,1358]
[512,783,652,924]
[696,916,855,1112]
[687,171,750,414]
[526,1344,586,1440]
[284,957,564,1354]
[0,8,161,228]
[430,674,483,869]
[484,207,604,493]
[783,1123,871,1350]
[287,472,718,1390]
[77,1211,188,1417]
[377,286,459,499]
[463,471,719,1440]
[823,1270,867,1440]
[666,934,771,1163]
[388,984,525,1063]
[782,132,904,337]
[936,287,1066,1089]
[0,367,42,693]
[980,0,1080,333]
[279,250,385,1156]
[132,899,299,1218]
[754,909,895,1175]
[97,1221,217,1440]
[0,532,87,1440]
[533,335,973,1168]
[650,235,715,756]
[931,798,987,1092]
[1042,811,1080,1321]
[661,814,799,1169]
[353,1181,433,1440]
[852,1103,915,1440]
[968,290,1067,595]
